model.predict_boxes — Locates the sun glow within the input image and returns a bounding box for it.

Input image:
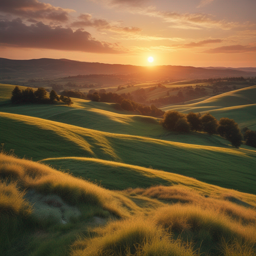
[148,56,154,63]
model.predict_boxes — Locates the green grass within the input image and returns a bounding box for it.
[1,82,256,255]
[1,110,256,194]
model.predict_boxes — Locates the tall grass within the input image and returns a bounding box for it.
[71,218,196,256]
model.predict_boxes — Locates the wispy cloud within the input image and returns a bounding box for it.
[181,39,223,48]
[139,8,243,30]
[71,14,141,34]
[197,0,215,8]
[205,44,256,53]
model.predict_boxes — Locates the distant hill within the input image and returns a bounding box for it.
[0,58,255,84]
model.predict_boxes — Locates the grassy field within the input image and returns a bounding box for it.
[1,83,256,255]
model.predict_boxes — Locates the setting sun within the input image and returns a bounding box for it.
[148,56,154,63]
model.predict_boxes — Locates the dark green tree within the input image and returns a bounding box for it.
[201,113,218,135]
[11,86,22,103]
[161,111,184,131]
[50,90,60,102]
[217,118,242,148]
[244,130,256,148]
[22,88,35,103]
[34,87,47,101]
[121,99,134,111]
[187,112,202,131]
[175,118,190,133]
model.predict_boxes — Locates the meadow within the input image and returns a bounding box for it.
[1,82,256,255]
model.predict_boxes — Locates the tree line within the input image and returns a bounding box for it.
[161,111,246,148]
[11,86,73,105]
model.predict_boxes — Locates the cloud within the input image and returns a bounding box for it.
[92,0,148,7]
[181,39,223,48]
[0,19,124,53]
[0,0,73,22]
[71,14,141,34]
[197,0,215,8]
[205,44,256,53]
[140,8,240,30]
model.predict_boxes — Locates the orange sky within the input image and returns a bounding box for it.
[0,0,256,67]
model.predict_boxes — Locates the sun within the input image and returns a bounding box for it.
[148,56,154,63]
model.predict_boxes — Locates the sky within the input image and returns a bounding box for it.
[0,0,256,67]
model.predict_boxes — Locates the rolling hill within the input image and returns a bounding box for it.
[1,82,256,256]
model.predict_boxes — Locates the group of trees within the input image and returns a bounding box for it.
[87,91,164,117]
[161,111,243,148]
[11,86,72,105]
[243,128,256,148]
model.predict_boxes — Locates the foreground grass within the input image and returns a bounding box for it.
[0,153,139,256]
[1,154,256,255]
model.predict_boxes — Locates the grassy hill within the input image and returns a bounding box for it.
[1,153,256,256]
[162,85,256,129]
[1,82,256,255]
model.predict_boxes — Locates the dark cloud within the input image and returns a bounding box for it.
[205,44,256,53]
[71,14,141,34]
[181,39,223,48]
[0,0,72,21]
[0,19,123,53]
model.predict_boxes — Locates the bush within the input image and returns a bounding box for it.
[175,118,190,133]
[217,118,242,148]
[244,130,256,148]
[201,113,218,135]
[161,111,185,131]
[187,112,202,131]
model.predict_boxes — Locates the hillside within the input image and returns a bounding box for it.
[162,85,256,129]
[1,82,256,256]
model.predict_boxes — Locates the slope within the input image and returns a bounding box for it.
[1,112,256,194]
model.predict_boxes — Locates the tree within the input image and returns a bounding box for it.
[87,92,100,102]
[60,95,73,105]
[121,99,134,111]
[34,87,47,101]
[244,130,256,148]
[217,118,243,148]
[11,86,22,103]
[201,113,218,135]
[175,118,190,133]
[22,88,35,103]
[161,111,184,131]
[187,112,202,131]
[50,90,60,102]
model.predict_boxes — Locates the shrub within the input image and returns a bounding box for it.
[175,118,190,133]
[187,112,202,131]
[244,130,256,148]
[201,113,218,135]
[161,111,184,131]
[217,118,242,148]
